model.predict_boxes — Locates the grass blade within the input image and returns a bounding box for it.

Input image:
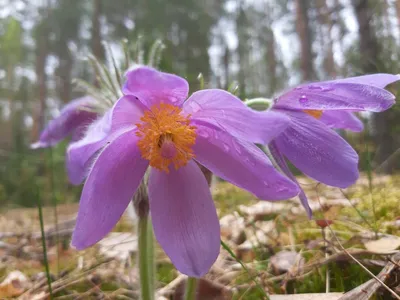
[36,186,54,299]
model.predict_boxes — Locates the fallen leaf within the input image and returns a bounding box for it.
[174,278,232,300]
[270,251,304,274]
[364,236,400,253]
[270,293,343,300]
[98,232,137,261]
[0,270,30,298]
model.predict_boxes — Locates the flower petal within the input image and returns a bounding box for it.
[122,66,189,108]
[274,110,359,188]
[31,96,97,148]
[269,142,312,218]
[148,160,220,277]
[274,74,399,112]
[71,130,148,250]
[183,89,290,144]
[110,95,146,132]
[333,73,400,88]
[66,110,134,185]
[193,123,299,200]
[319,111,364,132]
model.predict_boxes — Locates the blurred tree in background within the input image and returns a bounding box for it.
[0,0,399,207]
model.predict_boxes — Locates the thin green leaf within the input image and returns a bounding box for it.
[220,240,269,299]
[36,186,54,299]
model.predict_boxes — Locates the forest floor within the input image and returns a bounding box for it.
[0,174,400,299]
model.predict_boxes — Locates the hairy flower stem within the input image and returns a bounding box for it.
[138,215,155,300]
[184,277,198,300]
[244,98,271,111]
[134,179,155,300]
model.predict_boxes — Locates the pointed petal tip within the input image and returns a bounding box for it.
[30,141,47,149]
[70,235,92,251]
[149,162,219,279]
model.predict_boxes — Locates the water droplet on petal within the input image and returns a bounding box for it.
[233,141,242,155]
[222,143,230,152]
[245,157,256,167]
[199,130,209,139]
[299,95,308,104]
[321,86,334,92]
[263,181,270,187]
[190,101,202,112]
[308,85,322,90]
[275,184,289,193]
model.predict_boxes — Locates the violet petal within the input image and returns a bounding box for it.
[183,89,291,144]
[269,141,312,218]
[122,66,189,108]
[319,111,364,132]
[148,160,220,277]
[193,123,299,200]
[274,110,359,188]
[274,74,399,112]
[31,96,97,148]
[71,129,148,249]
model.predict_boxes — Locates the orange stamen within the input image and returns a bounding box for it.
[303,109,323,119]
[136,103,196,172]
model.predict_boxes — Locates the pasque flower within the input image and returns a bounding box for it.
[71,66,300,277]
[31,96,98,149]
[268,74,400,217]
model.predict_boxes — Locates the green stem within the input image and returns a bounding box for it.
[244,98,271,110]
[138,215,155,300]
[36,187,54,299]
[184,277,198,300]
[49,148,60,275]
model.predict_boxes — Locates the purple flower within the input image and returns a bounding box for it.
[31,96,98,149]
[269,74,400,218]
[71,67,299,277]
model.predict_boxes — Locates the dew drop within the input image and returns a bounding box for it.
[308,85,322,90]
[299,95,308,104]
[321,86,334,92]
[222,143,230,152]
[199,130,209,138]
[245,157,256,167]
[263,181,270,187]
[275,185,289,193]
[190,101,202,112]
[233,141,242,155]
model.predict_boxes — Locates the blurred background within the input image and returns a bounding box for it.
[0,0,400,208]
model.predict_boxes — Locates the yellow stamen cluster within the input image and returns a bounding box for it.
[136,103,196,172]
[303,109,323,119]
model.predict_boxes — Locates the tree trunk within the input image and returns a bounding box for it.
[316,0,336,78]
[56,46,73,104]
[92,0,104,87]
[32,27,48,141]
[395,0,400,40]
[237,5,249,97]
[92,0,104,60]
[352,0,393,172]
[223,44,230,90]
[265,28,278,94]
[295,0,315,81]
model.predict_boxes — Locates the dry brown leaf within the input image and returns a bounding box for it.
[174,278,232,300]
[0,270,30,298]
[270,293,343,300]
[98,232,137,261]
[270,251,304,274]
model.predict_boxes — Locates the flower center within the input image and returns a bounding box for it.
[136,103,196,172]
[303,109,323,119]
